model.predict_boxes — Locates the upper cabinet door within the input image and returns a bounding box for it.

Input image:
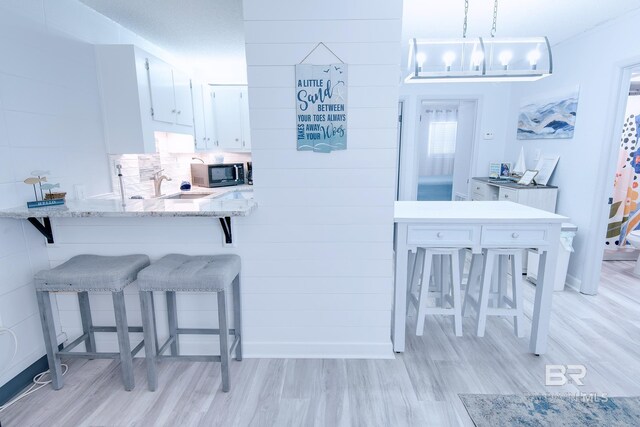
[202,85,216,147]
[146,58,175,124]
[212,86,243,150]
[173,70,194,127]
[240,87,251,150]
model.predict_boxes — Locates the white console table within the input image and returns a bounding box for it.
[471,177,558,213]
[393,201,568,354]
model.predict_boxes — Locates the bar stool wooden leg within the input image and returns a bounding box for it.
[462,253,482,317]
[139,291,157,391]
[217,289,230,392]
[166,291,179,355]
[477,250,495,337]
[450,252,463,337]
[511,252,526,338]
[415,251,434,336]
[112,290,134,391]
[36,291,64,390]
[232,275,243,361]
[408,248,425,314]
[78,292,96,354]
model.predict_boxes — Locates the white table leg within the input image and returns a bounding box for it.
[393,223,409,352]
[529,223,561,354]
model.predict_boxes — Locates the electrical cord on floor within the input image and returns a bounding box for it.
[0,328,18,376]
[0,328,69,413]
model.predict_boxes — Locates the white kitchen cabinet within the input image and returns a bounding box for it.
[147,58,193,127]
[211,85,251,151]
[95,45,195,154]
[192,83,215,151]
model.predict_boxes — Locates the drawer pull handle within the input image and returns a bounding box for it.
[512,232,519,238]
[437,232,444,238]
[504,194,509,198]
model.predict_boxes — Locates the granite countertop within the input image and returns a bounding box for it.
[0,186,256,219]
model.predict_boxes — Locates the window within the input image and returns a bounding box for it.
[427,121,457,156]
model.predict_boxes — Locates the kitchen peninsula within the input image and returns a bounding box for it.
[0,188,256,245]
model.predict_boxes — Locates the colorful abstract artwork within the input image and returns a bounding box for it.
[517,89,579,140]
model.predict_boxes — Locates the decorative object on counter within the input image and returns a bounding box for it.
[516,170,539,186]
[180,181,191,191]
[489,162,501,179]
[517,87,579,139]
[24,176,47,201]
[191,157,205,164]
[24,171,66,208]
[247,161,253,185]
[30,170,50,199]
[41,183,66,200]
[296,42,347,153]
[513,147,527,176]
[533,154,560,186]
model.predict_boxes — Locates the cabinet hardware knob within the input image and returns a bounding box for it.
[436,232,443,238]
[171,109,176,113]
[512,232,519,238]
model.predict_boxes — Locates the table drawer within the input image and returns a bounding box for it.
[499,187,518,202]
[481,226,549,247]
[407,225,478,246]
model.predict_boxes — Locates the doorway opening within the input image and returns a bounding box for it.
[602,70,640,279]
[415,100,477,201]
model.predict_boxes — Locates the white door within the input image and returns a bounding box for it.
[147,58,175,124]
[451,100,478,200]
[239,87,251,150]
[212,86,243,150]
[173,71,194,126]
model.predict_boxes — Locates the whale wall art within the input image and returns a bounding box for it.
[516,89,579,140]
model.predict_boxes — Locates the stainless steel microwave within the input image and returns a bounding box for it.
[190,163,245,188]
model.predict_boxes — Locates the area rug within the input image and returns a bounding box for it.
[459,394,640,426]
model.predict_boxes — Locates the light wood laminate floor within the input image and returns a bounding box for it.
[3,261,640,426]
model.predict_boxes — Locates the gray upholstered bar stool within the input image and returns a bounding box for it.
[35,254,151,391]
[137,254,242,393]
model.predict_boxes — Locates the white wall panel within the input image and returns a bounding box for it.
[240,0,402,357]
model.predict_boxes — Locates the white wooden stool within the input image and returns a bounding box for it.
[463,248,525,338]
[409,247,463,336]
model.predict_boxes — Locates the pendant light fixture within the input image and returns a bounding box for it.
[406,0,552,83]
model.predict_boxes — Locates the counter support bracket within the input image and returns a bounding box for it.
[28,217,54,244]
[219,217,232,244]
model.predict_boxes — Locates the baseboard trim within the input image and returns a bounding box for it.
[0,344,62,408]
[565,274,582,293]
[242,341,395,359]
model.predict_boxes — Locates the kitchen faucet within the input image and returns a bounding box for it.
[150,169,172,197]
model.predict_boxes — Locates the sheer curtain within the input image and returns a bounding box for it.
[419,107,458,177]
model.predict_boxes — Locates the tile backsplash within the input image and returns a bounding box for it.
[109,152,252,199]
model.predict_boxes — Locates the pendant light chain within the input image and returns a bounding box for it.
[491,0,498,37]
[462,0,469,38]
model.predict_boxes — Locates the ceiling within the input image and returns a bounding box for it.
[402,0,640,43]
[79,0,640,83]
[79,0,245,83]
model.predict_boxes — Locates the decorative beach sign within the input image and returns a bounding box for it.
[295,64,347,152]
[517,88,579,140]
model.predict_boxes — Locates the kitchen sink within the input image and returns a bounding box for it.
[162,193,213,200]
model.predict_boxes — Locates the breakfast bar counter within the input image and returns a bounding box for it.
[0,190,256,244]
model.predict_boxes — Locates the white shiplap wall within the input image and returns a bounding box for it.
[241,0,403,357]
[0,0,189,388]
